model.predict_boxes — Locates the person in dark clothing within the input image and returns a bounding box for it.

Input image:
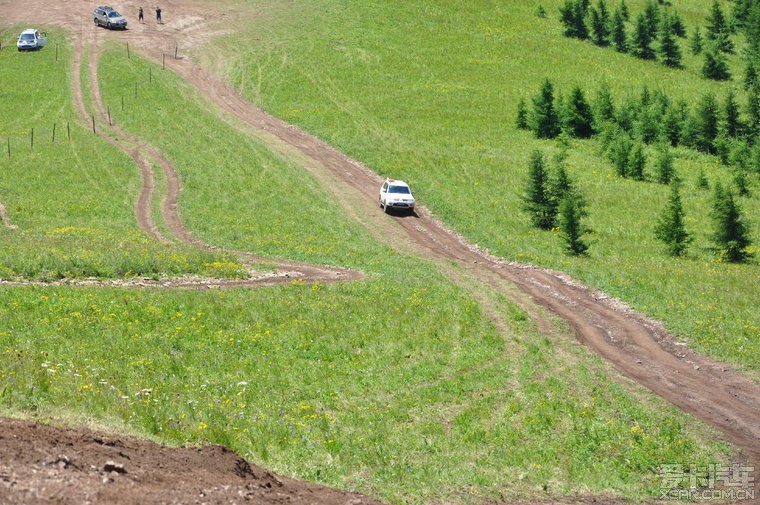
[138,7,144,23]
[155,6,162,24]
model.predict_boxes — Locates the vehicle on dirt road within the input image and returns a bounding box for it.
[379,178,416,214]
[94,6,128,29]
[17,29,47,51]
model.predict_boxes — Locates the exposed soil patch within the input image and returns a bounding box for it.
[1,1,759,504]
[0,417,383,505]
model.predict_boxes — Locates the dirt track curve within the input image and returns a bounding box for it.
[1,1,759,503]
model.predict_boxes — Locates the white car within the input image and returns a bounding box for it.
[379,178,416,214]
[17,29,47,51]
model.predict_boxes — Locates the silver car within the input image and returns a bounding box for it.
[94,6,128,29]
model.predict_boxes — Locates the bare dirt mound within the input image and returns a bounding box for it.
[1,1,759,504]
[0,417,382,505]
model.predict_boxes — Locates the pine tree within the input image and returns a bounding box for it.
[702,46,731,81]
[628,141,647,180]
[631,13,655,59]
[516,98,529,130]
[590,0,610,46]
[636,101,662,144]
[619,0,629,21]
[564,85,594,138]
[611,8,628,52]
[642,0,660,38]
[658,13,682,68]
[706,0,734,54]
[696,167,710,189]
[558,192,589,255]
[559,0,589,39]
[530,78,561,139]
[729,139,751,172]
[723,88,743,138]
[713,131,731,165]
[572,0,590,39]
[608,128,633,176]
[559,0,579,37]
[522,149,556,229]
[733,0,754,29]
[670,11,687,38]
[593,81,616,128]
[660,100,687,146]
[655,143,676,184]
[710,183,753,262]
[616,95,641,133]
[654,181,691,256]
[732,167,750,197]
[693,93,720,154]
[552,163,572,202]
[690,27,704,55]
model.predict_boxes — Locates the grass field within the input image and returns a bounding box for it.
[199,0,759,377]
[0,27,244,280]
[0,2,755,503]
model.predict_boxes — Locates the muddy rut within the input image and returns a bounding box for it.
[1,0,759,503]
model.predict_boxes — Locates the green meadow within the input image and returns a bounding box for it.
[0,28,243,280]
[202,0,759,376]
[0,0,757,502]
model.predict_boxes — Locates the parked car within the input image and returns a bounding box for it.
[16,29,47,51]
[379,178,416,214]
[94,6,128,29]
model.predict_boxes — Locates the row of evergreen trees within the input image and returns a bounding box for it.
[559,0,687,67]
[654,181,752,262]
[522,149,589,255]
[523,148,754,261]
[557,0,748,81]
[517,77,760,182]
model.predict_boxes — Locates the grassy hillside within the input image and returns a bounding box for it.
[0,27,242,280]
[199,0,759,377]
[0,26,736,504]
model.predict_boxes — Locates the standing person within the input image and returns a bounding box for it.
[155,6,162,24]
[138,6,144,23]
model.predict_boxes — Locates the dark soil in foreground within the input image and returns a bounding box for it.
[0,417,382,505]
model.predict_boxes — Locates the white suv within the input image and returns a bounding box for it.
[379,179,415,214]
[17,29,47,51]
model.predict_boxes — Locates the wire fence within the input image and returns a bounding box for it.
[1,41,182,159]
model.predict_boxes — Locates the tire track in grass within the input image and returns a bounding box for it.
[4,1,758,499]
[151,36,760,476]
[0,200,17,230]
[65,28,362,289]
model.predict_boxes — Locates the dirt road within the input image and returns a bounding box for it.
[1,1,758,503]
